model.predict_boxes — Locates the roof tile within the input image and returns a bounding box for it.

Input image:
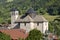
[0,29,28,39]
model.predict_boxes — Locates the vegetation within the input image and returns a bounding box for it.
[25,29,43,40]
[43,14,58,21]
[48,16,60,36]
[18,38,24,40]
[0,32,11,40]
[0,29,43,40]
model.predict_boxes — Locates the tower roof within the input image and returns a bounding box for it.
[10,7,19,11]
[26,8,37,18]
[26,8,36,14]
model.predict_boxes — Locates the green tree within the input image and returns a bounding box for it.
[25,29,43,40]
[0,32,11,40]
[53,18,60,36]
[48,22,54,33]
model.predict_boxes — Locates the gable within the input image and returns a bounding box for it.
[15,15,48,23]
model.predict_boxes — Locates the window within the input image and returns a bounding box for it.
[25,23,26,26]
[37,23,39,26]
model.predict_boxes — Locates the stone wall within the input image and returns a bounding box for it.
[35,22,43,33]
[43,21,48,33]
[11,21,48,33]
[20,22,47,33]
[20,23,31,31]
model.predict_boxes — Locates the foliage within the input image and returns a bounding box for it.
[48,22,54,33]
[43,14,58,21]
[48,17,60,36]
[0,32,11,40]
[53,17,60,36]
[18,38,24,40]
[25,29,43,40]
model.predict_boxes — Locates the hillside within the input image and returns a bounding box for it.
[43,14,58,21]
[0,0,60,23]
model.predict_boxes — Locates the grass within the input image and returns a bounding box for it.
[43,13,58,22]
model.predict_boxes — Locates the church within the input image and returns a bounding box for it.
[8,8,48,34]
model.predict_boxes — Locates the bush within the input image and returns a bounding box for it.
[0,32,11,40]
[25,29,43,40]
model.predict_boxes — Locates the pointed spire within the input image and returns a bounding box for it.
[26,8,37,18]
[26,8,36,14]
[10,7,19,11]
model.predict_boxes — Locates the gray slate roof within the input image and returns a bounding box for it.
[26,8,37,19]
[15,15,47,23]
[10,7,19,11]
[15,8,47,23]
[26,8,36,14]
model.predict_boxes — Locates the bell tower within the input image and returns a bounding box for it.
[8,8,19,29]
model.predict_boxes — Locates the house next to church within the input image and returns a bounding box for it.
[8,8,48,34]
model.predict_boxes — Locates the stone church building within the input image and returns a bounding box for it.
[8,8,48,34]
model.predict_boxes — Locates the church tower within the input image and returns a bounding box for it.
[8,8,19,29]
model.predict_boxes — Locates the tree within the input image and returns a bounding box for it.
[25,29,43,40]
[48,22,54,33]
[53,18,60,36]
[0,32,11,40]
